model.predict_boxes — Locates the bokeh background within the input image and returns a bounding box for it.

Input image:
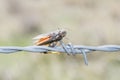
[0,0,120,80]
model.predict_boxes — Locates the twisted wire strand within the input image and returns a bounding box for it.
[0,44,120,65]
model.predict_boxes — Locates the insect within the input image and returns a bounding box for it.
[33,29,67,47]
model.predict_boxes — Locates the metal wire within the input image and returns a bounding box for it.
[0,44,120,65]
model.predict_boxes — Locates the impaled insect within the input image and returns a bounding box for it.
[33,29,88,65]
[33,29,67,47]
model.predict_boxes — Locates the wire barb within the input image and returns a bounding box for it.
[0,45,120,65]
[81,49,88,65]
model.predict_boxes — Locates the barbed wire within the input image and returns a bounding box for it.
[0,43,120,65]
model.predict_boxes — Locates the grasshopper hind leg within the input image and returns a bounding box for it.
[43,42,58,54]
[49,42,58,47]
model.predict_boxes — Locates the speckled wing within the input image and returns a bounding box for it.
[33,34,51,46]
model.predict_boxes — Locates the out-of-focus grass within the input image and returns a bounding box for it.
[0,0,120,80]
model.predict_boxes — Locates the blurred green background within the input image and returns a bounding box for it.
[0,0,120,80]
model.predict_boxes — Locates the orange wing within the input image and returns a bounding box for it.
[35,36,50,46]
